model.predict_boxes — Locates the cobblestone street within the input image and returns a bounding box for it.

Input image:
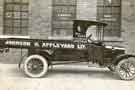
[0,64,135,90]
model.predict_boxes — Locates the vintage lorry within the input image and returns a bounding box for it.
[0,20,135,80]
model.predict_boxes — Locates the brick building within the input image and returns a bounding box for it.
[0,0,135,63]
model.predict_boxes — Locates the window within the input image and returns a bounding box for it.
[3,0,29,35]
[97,0,121,37]
[52,0,77,36]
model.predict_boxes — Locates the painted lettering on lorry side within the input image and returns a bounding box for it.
[42,43,75,48]
[5,40,86,49]
[5,40,31,46]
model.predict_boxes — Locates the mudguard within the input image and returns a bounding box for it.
[113,54,135,65]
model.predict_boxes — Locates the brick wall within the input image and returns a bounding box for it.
[0,0,3,35]
[29,0,52,39]
[122,0,135,54]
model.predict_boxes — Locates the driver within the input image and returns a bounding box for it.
[86,26,97,41]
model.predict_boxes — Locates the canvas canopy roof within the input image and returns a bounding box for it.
[73,20,107,27]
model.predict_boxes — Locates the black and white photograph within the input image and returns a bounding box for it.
[0,0,135,90]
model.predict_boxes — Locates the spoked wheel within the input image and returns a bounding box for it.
[23,55,48,78]
[116,57,135,80]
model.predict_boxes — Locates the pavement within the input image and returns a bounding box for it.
[0,64,135,90]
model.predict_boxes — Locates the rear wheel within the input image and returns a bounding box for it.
[116,57,135,80]
[23,55,48,78]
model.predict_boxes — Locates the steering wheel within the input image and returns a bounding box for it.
[87,34,94,42]
[87,34,103,45]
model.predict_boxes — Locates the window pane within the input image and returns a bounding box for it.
[112,7,120,14]
[4,27,13,34]
[54,6,75,14]
[105,29,121,37]
[97,0,104,6]
[53,21,73,29]
[14,27,21,34]
[22,0,29,3]
[21,20,28,27]
[104,7,112,14]
[5,12,13,18]
[14,12,20,19]
[5,19,13,26]
[21,5,28,11]
[14,0,21,3]
[53,30,60,36]
[112,0,121,6]
[21,12,28,19]
[6,4,13,11]
[53,0,76,5]
[97,7,120,14]
[6,0,13,3]
[21,28,28,35]
[112,22,120,28]
[14,20,20,27]
[13,5,21,11]
[111,14,121,22]
[97,0,121,6]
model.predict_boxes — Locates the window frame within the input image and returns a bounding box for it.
[3,0,29,35]
[97,0,122,41]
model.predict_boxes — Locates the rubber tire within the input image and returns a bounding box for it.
[23,55,48,78]
[116,57,135,80]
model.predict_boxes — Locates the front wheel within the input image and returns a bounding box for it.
[23,55,48,78]
[116,57,135,80]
